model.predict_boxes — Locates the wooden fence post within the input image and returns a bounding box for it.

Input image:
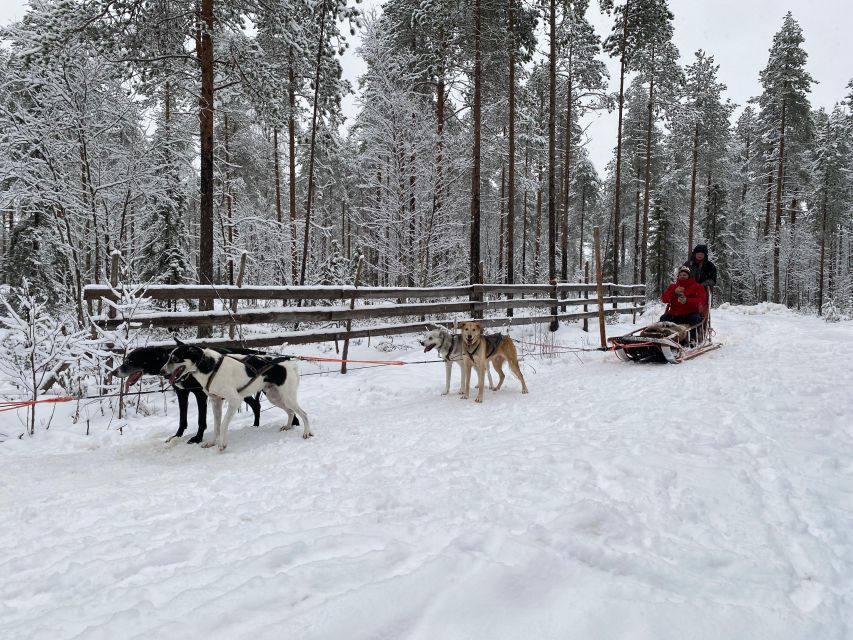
[583,260,589,333]
[472,260,485,320]
[229,252,247,340]
[340,256,364,374]
[108,251,122,416]
[549,278,559,332]
[593,227,607,349]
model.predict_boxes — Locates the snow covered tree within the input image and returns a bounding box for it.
[756,12,816,303]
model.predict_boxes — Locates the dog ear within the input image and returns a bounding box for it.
[174,337,185,346]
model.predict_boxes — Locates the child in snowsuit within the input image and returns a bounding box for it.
[660,265,707,326]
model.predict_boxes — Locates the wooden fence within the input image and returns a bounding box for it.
[85,226,645,352]
[85,281,645,350]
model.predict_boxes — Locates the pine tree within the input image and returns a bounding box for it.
[683,51,733,260]
[756,12,815,303]
[811,105,851,313]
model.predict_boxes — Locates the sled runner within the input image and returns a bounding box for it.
[609,287,721,364]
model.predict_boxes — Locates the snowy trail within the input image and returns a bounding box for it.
[2,305,853,639]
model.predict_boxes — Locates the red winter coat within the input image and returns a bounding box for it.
[661,277,707,315]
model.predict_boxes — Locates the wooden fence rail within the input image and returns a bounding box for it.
[83,282,645,302]
[90,293,645,330]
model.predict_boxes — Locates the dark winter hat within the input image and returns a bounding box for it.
[692,244,708,257]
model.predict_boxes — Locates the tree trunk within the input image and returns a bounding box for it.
[273,128,282,224]
[299,0,329,286]
[633,187,640,284]
[741,128,750,203]
[197,0,215,337]
[225,114,234,286]
[763,166,773,238]
[687,122,698,257]
[612,0,630,284]
[561,68,572,282]
[534,167,542,280]
[640,71,654,282]
[288,48,298,285]
[522,145,528,281]
[578,182,586,270]
[772,98,786,304]
[470,0,482,290]
[408,113,417,288]
[818,174,828,314]
[499,162,506,276]
[507,1,516,287]
[547,0,557,283]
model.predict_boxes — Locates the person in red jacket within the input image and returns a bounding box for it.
[660,265,707,326]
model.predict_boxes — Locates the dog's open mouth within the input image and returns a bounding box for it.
[168,365,186,386]
[124,371,143,391]
[423,343,436,353]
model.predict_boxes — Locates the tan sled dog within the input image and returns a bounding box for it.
[459,322,529,403]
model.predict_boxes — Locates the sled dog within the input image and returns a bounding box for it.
[458,321,529,403]
[113,346,264,444]
[160,341,310,451]
[419,324,494,395]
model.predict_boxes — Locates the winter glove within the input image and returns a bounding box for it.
[677,293,687,304]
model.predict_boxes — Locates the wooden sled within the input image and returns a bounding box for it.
[609,287,721,364]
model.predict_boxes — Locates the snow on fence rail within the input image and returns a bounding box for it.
[85,282,646,350]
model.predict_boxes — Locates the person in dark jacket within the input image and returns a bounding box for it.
[683,244,717,287]
[660,266,707,326]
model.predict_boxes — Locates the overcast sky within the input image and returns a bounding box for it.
[3,0,850,172]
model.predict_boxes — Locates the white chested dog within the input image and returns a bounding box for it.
[161,342,311,451]
[419,325,495,395]
[458,321,529,403]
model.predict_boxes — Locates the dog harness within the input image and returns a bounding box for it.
[203,357,224,392]
[466,333,503,360]
[201,355,287,394]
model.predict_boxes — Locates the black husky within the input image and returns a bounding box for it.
[113,345,294,444]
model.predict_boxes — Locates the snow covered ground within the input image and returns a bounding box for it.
[2,304,853,640]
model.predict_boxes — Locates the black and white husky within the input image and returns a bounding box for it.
[113,345,265,444]
[419,324,494,395]
[160,342,311,451]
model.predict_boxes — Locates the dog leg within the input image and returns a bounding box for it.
[292,402,312,439]
[187,389,208,444]
[492,356,506,391]
[202,397,223,449]
[461,359,471,399]
[280,408,296,431]
[166,388,189,444]
[245,393,261,427]
[215,400,239,452]
[508,357,529,394]
[273,395,311,438]
[443,361,452,395]
[475,360,485,403]
[487,364,497,391]
[455,361,465,394]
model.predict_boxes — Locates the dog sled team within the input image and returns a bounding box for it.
[114,320,527,452]
[113,245,717,449]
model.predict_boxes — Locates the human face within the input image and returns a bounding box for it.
[678,270,689,280]
[695,252,705,262]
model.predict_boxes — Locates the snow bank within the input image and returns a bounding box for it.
[718,301,792,315]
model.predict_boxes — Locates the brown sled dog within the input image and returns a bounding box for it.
[458,321,529,403]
